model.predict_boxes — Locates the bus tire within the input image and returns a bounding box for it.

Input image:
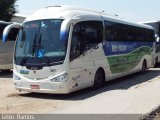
[93,68,105,89]
[154,57,158,67]
[142,60,147,72]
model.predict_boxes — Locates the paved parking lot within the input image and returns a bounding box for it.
[0,68,160,118]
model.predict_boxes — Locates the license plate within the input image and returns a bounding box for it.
[31,85,39,90]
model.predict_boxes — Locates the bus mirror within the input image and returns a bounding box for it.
[2,23,21,43]
[60,19,71,42]
[156,37,160,42]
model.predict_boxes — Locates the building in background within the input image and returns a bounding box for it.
[11,14,27,23]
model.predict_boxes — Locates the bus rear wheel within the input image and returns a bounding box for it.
[93,68,105,89]
[154,57,158,67]
[142,60,147,72]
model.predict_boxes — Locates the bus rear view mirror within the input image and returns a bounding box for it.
[2,23,21,43]
[60,19,71,42]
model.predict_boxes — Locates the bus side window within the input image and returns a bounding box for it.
[83,21,103,50]
[70,25,82,61]
[70,21,103,61]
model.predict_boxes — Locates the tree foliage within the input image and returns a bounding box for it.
[0,0,18,22]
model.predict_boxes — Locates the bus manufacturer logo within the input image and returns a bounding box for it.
[33,70,36,74]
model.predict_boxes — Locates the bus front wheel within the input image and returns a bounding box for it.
[93,68,105,89]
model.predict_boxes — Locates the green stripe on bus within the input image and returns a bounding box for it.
[107,46,153,74]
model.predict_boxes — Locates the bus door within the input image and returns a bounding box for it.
[82,21,103,85]
[69,23,85,88]
[70,20,103,87]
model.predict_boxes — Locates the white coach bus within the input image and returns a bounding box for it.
[142,21,160,66]
[2,5,155,94]
[0,21,18,70]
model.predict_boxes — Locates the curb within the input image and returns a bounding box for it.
[141,104,160,120]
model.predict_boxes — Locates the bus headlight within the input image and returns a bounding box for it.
[13,74,21,80]
[51,73,68,82]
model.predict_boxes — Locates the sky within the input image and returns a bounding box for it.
[16,0,160,22]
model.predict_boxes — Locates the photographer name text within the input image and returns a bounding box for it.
[1,114,35,120]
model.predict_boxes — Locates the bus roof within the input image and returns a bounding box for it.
[25,5,153,30]
[140,20,160,24]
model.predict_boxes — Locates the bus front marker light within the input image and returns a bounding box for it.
[51,73,68,82]
[13,74,21,80]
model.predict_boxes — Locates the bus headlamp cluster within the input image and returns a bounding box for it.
[13,74,21,80]
[51,73,68,82]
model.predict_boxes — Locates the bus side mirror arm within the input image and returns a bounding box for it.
[2,23,21,43]
[60,19,71,41]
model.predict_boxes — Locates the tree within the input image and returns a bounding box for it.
[0,0,18,22]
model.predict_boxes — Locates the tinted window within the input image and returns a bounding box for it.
[105,20,155,42]
[159,23,160,36]
[70,21,103,60]
[0,24,7,39]
[0,23,19,41]
[8,28,19,41]
[15,19,67,66]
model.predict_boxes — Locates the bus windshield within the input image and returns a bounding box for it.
[15,19,68,67]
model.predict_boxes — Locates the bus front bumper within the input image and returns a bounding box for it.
[13,80,71,94]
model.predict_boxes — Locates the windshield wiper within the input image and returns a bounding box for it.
[37,33,51,66]
[31,34,37,57]
[49,61,64,65]
[19,34,37,66]
[19,56,28,66]
[44,56,51,66]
